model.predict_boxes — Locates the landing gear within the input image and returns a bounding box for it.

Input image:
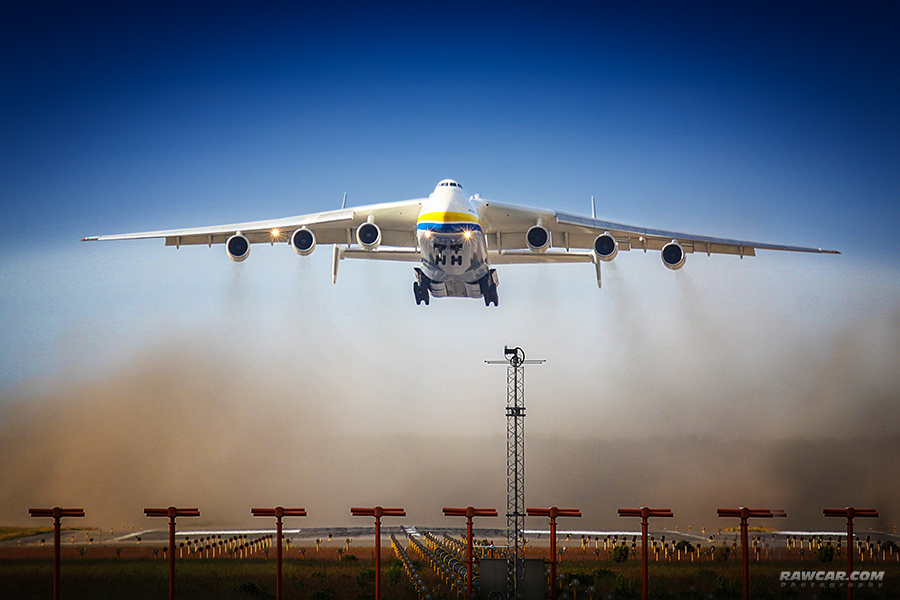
[412,267,498,306]
[413,268,430,305]
[480,269,499,307]
[483,285,498,306]
[413,281,430,305]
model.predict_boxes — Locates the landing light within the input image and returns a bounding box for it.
[271,228,281,238]
[463,230,473,240]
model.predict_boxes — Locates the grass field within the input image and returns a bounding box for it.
[0,557,420,600]
[2,544,898,599]
[0,527,68,543]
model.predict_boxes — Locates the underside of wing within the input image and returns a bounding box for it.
[475,199,839,257]
[82,198,426,249]
[553,211,840,256]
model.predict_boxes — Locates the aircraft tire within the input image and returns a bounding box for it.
[484,285,499,307]
[413,281,430,305]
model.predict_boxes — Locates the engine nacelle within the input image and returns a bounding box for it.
[291,227,316,256]
[593,232,618,262]
[661,240,686,270]
[356,222,382,250]
[526,225,551,253]
[226,233,250,262]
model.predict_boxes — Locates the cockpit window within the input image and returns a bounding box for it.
[439,180,462,188]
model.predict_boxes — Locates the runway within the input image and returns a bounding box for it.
[4,525,898,550]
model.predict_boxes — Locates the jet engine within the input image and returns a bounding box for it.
[593,232,618,262]
[291,227,316,256]
[356,222,381,250]
[526,225,551,252]
[226,233,250,262]
[661,240,686,270]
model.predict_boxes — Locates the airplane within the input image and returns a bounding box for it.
[83,179,839,306]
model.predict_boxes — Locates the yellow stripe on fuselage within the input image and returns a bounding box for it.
[417,211,481,225]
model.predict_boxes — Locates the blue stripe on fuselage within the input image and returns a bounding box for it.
[417,222,483,234]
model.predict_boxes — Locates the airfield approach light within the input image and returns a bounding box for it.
[717,507,785,600]
[251,507,307,600]
[618,507,673,600]
[527,507,581,600]
[351,506,406,600]
[824,507,878,600]
[443,506,498,598]
[29,507,85,600]
[144,507,200,600]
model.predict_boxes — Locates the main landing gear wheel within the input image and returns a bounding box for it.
[480,270,499,307]
[413,268,431,305]
[483,285,498,307]
[413,281,430,305]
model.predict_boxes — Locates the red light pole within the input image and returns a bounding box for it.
[717,507,785,600]
[443,506,498,598]
[251,507,307,600]
[29,507,85,600]
[824,507,878,600]
[144,507,200,600]
[351,506,406,600]
[527,507,581,600]
[618,507,673,600]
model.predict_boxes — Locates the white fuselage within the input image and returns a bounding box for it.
[415,180,491,297]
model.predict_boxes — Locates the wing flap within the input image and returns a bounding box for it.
[488,251,594,265]
[339,248,422,262]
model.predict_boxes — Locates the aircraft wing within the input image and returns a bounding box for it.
[474,199,840,259]
[82,198,427,249]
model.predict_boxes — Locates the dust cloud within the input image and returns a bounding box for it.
[0,330,507,530]
[1,303,898,533]
[1,257,898,534]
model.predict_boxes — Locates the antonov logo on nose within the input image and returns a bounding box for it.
[433,253,463,266]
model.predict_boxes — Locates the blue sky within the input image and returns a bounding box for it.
[4,2,897,244]
[1,2,899,529]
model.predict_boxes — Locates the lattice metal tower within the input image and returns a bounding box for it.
[487,346,544,599]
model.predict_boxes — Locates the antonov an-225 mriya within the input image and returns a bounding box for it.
[83,179,838,306]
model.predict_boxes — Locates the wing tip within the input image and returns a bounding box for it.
[81,236,98,242]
